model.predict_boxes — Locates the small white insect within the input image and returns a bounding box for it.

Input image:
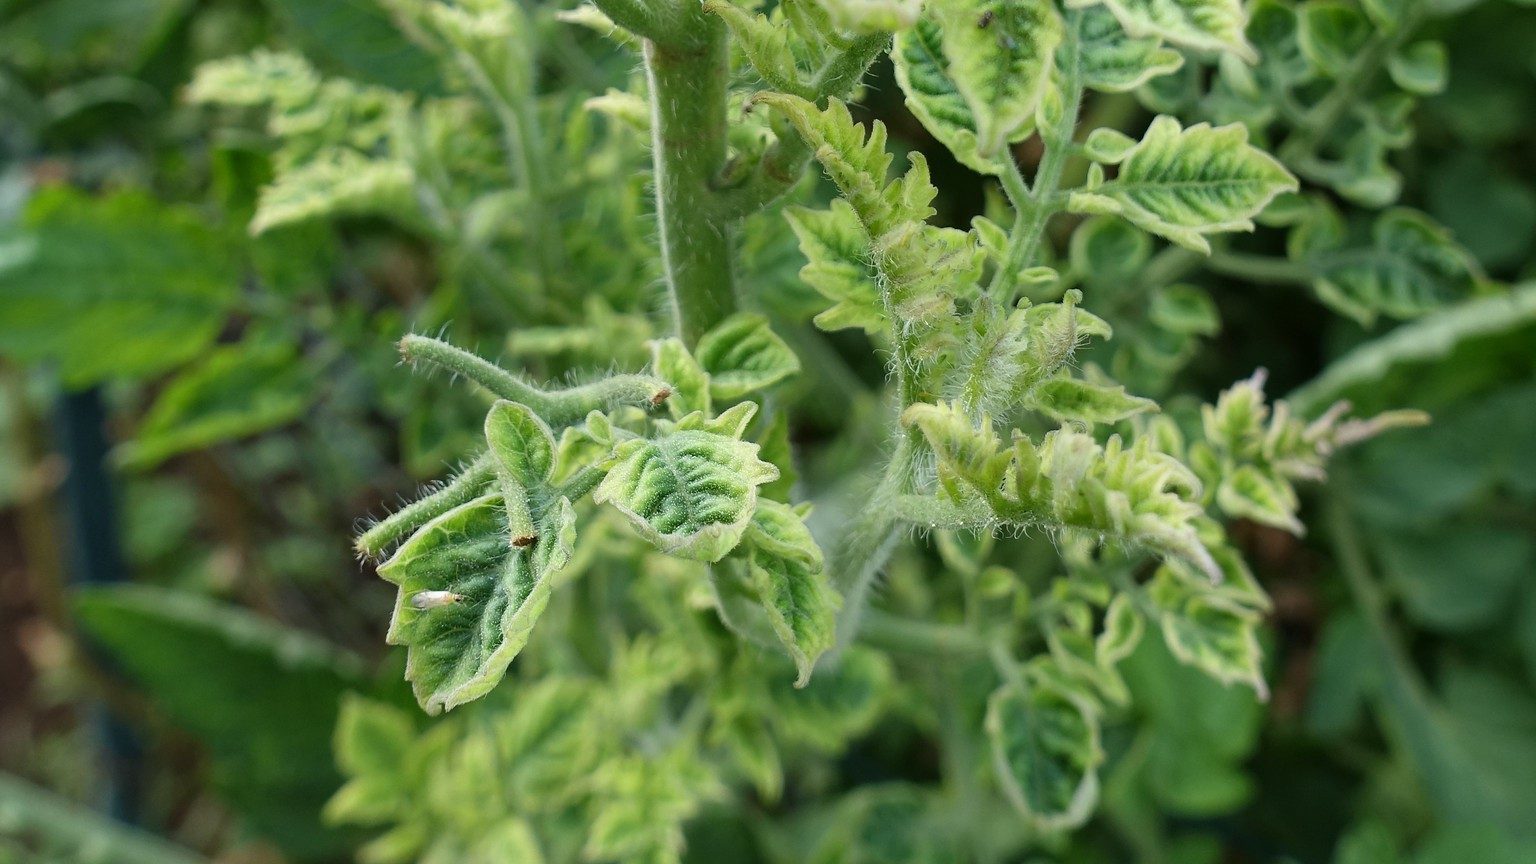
[410,591,465,610]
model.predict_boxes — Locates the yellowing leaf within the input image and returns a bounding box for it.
[595,430,779,562]
[1068,116,1297,253]
[380,494,577,714]
[1071,0,1254,60]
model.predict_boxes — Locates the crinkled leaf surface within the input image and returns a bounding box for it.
[1147,570,1268,698]
[695,313,801,400]
[1026,376,1158,424]
[1304,209,1481,325]
[595,429,779,562]
[1069,116,1297,253]
[933,0,1061,158]
[742,500,838,685]
[381,494,577,714]
[785,201,885,334]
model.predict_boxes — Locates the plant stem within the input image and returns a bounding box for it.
[1205,251,1313,285]
[858,609,990,657]
[356,454,496,559]
[399,334,670,422]
[643,15,738,344]
[989,10,1084,305]
[829,433,920,651]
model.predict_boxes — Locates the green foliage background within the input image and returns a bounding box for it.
[1,0,1535,862]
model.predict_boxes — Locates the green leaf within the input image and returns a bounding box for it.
[0,187,238,387]
[253,150,418,235]
[986,678,1104,831]
[72,585,365,859]
[483,400,555,496]
[595,427,779,562]
[770,647,893,750]
[892,18,1007,175]
[1387,40,1448,95]
[1147,570,1268,698]
[1301,209,1481,325]
[1097,593,1145,666]
[1068,116,1297,253]
[930,0,1062,158]
[380,494,577,714]
[818,0,921,31]
[785,201,885,334]
[116,340,313,470]
[265,0,438,92]
[1078,7,1185,92]
[705,1,813,98]
[1287,284,1536,416]
[742,500,838,685]
[650,337,712,417]
[1083,127,1138,163]
[1069,0,1254,60]
[1297,0,1371,77]
[1216,464,1302,534]
[1026,376,1158,424]
[695,313,801,400]
[0,773,208,864]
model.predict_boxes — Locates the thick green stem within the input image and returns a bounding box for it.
[399,334,669,423]
[644,18,738,344]
[989,10,1084,305]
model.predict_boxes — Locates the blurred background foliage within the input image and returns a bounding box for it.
[1,0,1534,861]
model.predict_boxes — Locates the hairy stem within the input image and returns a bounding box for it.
[830,433,921,651]
[399,334,669,423]
[356,454,496,559]
[989,9,1084,305]
[644,15,737,344]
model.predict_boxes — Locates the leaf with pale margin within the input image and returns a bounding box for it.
[1078,7,1184,92]
[380,494,577,714]
[253,150,418,235]
[785,201,885,334]
[892,18,1007,175]
[986,677,1104,831]
[595,426,779,562]
[1216,464,1302,534]
[696,313,801,400]
[742,501,838,685]
[1069,0,1254,60]
[1147,569,1268,699]
[1068,116,1297,253]
[931,0,1062,159]
[1026,376,1159,424]
[1301,209,1481,326]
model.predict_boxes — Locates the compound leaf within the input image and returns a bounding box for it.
[785,201,886,334]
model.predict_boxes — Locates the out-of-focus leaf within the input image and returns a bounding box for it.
[0,772,207,864]
[73,585,367,860]
[0,187,238,387]
[116,340,314,470]
[263,0,438,92]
